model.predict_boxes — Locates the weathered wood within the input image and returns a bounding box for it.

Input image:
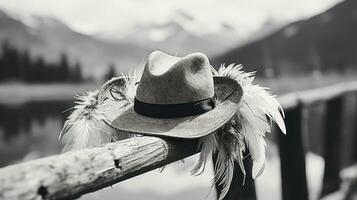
[353,94,357,163]
[278,81,357,109]
[277,106,309,200]
[278,93,300,110]
[298,81,357,106]
[2,81,357,200]
[320,96,344,197]
[0,136,198,200]
[213,151,256,200]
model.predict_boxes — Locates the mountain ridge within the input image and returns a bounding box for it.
[212,0,357,76]
[0,9,153,79]
[95,10,243,57]
[0,7,286,79]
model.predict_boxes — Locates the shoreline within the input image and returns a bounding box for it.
[0,83,98,105]
[0,74,356,104]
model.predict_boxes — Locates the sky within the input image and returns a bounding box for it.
[0,0,343,36]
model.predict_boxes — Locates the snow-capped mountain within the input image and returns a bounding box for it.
[0,8,280,78]
[95,10,243,57]
[0,10,152,78]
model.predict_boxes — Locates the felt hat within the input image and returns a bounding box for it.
[111,51,243,138]
[60,50,286,199]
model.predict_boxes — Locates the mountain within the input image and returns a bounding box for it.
[213,0,357,77]
[96,10,242,57]
[0,8,283,79]
[0,10,152,79]
[0,9,40,49]
[122,21,239,57]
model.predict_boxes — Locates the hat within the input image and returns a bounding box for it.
[110,51,243,138]
[59,50,286,200]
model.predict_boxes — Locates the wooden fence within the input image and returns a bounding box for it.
[1,81,357,200]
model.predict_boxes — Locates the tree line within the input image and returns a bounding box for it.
[0,41,83,83]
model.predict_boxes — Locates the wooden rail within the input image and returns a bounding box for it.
[276,80,357,200]
[1,81,357,200]
[278,81,357,109]
[0,137,199,200]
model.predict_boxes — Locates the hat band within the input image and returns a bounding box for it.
[134,95,216,118]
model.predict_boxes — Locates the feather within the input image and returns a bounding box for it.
[59,90,113,152]
[59,65,144,152]
[214,153,234,200]
[238,105,267,178]
[219,64,285,178]
[193,121,246,200]
[244,85,286,134]
[191,133,218,175]
[195,64,285,199]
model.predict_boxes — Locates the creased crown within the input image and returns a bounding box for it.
[136,51,214,104]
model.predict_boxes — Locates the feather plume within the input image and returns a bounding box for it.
[59,90,113,152]
[191,133,218,175]
[59,62,285,200]
[59,65,144,152]
[193,64,286,200]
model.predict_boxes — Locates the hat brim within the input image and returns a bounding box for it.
[110,76,243,139]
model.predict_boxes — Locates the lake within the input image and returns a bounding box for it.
[0,100,72,167]
[0,83,97,166]
[0,96,218,200]
[0,97,311,200]
[0,98,332,200]
[1,75,356,199]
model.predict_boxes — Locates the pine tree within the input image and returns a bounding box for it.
[1,41,12,80]
[34,57,45,82]
[0,47,3,82]
[103,63,116,81]
[59,53,70,81]
[71,62,83,83]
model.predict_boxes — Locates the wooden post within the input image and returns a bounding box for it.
[213,151,256,200]
[320,96,343,197]
[352,94,357,162]
[277,106,309,200]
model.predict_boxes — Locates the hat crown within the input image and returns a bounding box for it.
[136,51,214,104]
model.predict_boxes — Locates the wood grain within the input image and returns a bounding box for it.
[2,81,357,200]
[0,136,198,200]
[278,81,357,110]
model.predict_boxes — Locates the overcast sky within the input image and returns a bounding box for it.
[0,0,343,36]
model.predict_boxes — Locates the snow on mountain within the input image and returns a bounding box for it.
[0,10,153,78]
[0,8,281,78]
[95,10,242,57]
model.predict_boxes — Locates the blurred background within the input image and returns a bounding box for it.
[0,0,356,199]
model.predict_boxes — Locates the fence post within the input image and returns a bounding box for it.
[353,94,357,162]
[277,106,309,200]
[213,151,256,200]
[320,96,343,197]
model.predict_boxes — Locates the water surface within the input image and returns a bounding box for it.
[0,100,72,167]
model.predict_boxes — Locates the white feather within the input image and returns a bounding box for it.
[59,90,113,152]
[214,153,234,200]
[244,85,286,134]
[218,64,286,178]
[238,106,267,178]
[191,133,218,175]
[59,65,144,152]
[195,64,286,199]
